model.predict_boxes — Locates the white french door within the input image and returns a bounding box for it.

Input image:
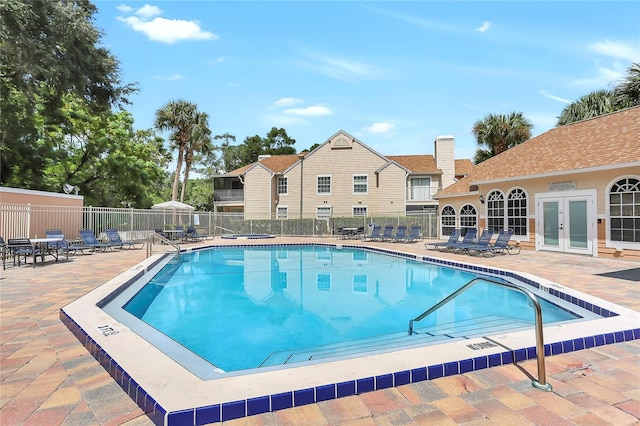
[536,191,596,255]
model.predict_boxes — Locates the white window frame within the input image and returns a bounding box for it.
[606,175,640,249]
[277,176,288,195]
[410,177,432,201]
[352,206,367,217]
[486,190,505,232]
[441,205,456,236]
[460,204,477,234]
[507,187,529,238]
[317,175,332,195]
[276,206,288,220]
[353,174,368,195]
[316,206,332,219]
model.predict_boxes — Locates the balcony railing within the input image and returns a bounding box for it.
[213,189,244,202]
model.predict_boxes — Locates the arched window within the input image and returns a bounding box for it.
[486,190,504,232]
[441,205,456,236]
[507,188,528,236]
[460,204,477,236]
[609,177,640,243]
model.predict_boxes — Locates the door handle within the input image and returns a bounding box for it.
[559,225,564,230]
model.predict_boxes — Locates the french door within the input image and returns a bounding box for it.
[536,191,595,255]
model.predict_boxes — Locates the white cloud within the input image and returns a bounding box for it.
[476,21,491,33]
[297,48,386,82]
[209,57,225,65]
[588,40,640,62]
[117,16,217,44]
[135,4,162,19]
[573,64,626,88]
[116,4,133,12]
[274,98,304,107]
[153,73,184,81]
[363,122,395,134]
[283,106,332,117]
[539,90,571,103]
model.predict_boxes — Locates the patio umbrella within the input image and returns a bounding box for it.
[151,200,195,226]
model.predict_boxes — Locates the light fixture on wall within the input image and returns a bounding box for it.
[479,194,485,204]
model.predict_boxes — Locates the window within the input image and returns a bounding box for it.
[317,206,331,219]
[609,177,640,243]
[508,188,528,236]
[277,206,288,220]
[276,272,287,290]
[487,190,505,231]
[317,273,331,291]
[353,175,368,194]
[353,206,367,217]
[277,177,287,194]
[317,176,331,194]
[441,205,456,236]
[353,275,367,293]
[410,177,432,201]
[460,204,477,235]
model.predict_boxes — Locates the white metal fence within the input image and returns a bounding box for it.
[0,204,438,242]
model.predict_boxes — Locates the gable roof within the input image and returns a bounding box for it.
[386,155,439,173]
[437,106,640,196]
[455,159,474,177]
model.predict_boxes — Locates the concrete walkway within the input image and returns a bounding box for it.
[1,238,638,425]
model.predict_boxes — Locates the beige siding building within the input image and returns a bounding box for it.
[435,106,640,260]
[215,131,473,220]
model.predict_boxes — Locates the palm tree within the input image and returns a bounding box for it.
[154,100,198,201]
[556,90,617,126]
[615,62,640,107]
[180,111,212,203]
[472,112,533,163]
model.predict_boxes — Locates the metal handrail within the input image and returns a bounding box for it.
[408,277,552,391]
[146,232,181,260]
[214,225,235,235]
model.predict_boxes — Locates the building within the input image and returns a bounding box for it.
[434,106,640,260]
[214,131,473,220]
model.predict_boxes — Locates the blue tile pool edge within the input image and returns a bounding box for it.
[59,243,639,425]
[59,307,640,425]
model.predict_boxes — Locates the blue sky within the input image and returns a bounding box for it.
[95,1,640,161]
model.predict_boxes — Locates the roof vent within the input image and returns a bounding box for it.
[258,155,271,161]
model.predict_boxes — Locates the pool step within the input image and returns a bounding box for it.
[260,315,531,367]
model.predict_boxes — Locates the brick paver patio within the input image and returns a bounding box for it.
[1,237,638,425]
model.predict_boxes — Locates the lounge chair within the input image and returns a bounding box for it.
[379,225,395,242]
[79,229,118,252]
[45,229,94,255]
[454,229,495,254]
[106,229,144,249]
[1,236,7,269]
[185,226,207,242]
[363,224,382,241]
[467,229,521,256]
[389,225,408,242]
[405,225,422,242]
[432,228,479,252]
[425,229,461,251]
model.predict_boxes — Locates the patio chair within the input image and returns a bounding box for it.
[388,225,408,242]
[467,229,521,257]
[185,226,207,242]
[6,238,39,267]
[45,229,94,256]
[454,228,495,255]
[380,225,395,242]
[363,224,382,241]
[79,229,117,252]
[425,229,461,251]
[1,236,6,270]
[106,229,144,249]
[173,225,187,243]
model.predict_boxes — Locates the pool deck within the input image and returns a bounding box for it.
[1,237,639,425]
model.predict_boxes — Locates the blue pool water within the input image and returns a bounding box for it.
[122,245,579,372]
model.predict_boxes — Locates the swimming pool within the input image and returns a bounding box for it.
[108,245,580,374]
[60,242,640,425]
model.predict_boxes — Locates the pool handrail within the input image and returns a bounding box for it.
[408,276,552,391]
[214,225,235,236]
[146,232,181,260]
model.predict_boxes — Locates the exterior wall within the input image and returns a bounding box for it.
[437,166,640,259]
[296,136,390,218]
[0,187,83,207]
[243,165,274,220]
[377,164,409,215]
